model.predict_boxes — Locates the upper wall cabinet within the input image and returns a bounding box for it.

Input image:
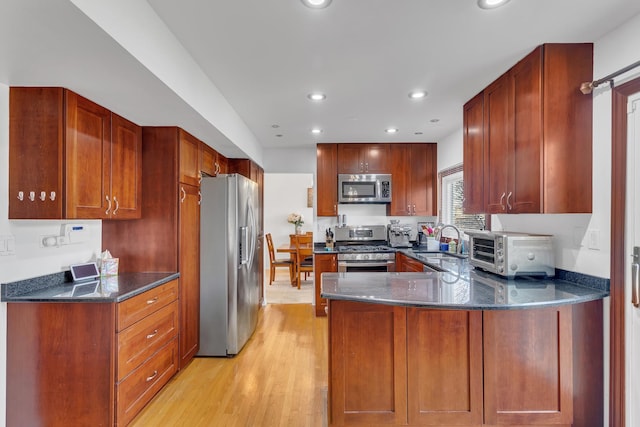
[337,143,390,174]
[9,87,142,220]
[463,43,593,214]
[389,143,437,216]
[200,142,227,177]
[317,143,339,216]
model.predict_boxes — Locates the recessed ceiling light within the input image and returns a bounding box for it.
[307,93,326,101]
[414,132,423,135]
[408,90,427,99]
[385,128,399,134]
[301,0,332,9]
[430,118,440,123]
[311,128,323,134]
[271,124,280,128]
[477,0,510,9]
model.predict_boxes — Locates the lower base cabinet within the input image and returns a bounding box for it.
[328,299,602,427]
[6,279,180,427]
[314,253,337,316]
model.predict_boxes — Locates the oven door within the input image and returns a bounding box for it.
[338,259,396,273]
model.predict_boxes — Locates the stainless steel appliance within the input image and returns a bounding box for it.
[466,230,555,278]
[387,221,412,248]
[338,174,392,204]
[335,225,396,272]
[199,174,260,356]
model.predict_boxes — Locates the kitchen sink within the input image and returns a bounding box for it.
[412,251,468,260]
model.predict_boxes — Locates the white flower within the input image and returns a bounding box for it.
[287,213,304,225]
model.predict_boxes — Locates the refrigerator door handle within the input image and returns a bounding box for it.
[632,246,640,308]
[247,200,257,268]
[239,226,249,265]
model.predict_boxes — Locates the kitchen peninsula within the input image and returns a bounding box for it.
[322,265,607,427]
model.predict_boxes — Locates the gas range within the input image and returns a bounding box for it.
[334,225,397,263]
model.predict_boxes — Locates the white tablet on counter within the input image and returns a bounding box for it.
[70,262,100,282]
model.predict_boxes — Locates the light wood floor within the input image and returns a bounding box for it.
[130,304,328,427]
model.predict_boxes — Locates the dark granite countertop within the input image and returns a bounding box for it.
[320,247,609,310]
[320,270,608,310]
[1,272,180,303]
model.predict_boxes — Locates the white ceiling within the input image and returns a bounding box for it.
[2,0,640,162]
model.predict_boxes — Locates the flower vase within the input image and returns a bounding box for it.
[295,224,303,235]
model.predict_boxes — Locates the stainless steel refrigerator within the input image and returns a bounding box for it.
[199,174,260,356]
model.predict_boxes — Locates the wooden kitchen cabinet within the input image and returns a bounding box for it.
[314,252,337,316]
[462,92,485,214]
[6,280,179,427]
[316,143,339,216]
[178,183,201,367]
[329,300,408,426]
[327,297,602,426]
[115,280,179,426]
[200,142,227,176]
[407,308,483,425]
[395,252,425,272]
[337,143,390,174]
[102,126,202,370]
[9,87,142,219]
[483,306,573,425]
[465,43,593,214]
[389,143,437,216]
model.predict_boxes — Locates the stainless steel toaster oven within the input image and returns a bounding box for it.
[466,230,555,278]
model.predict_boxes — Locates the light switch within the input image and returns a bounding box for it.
[0,238,6,252]
[588,229,600,250]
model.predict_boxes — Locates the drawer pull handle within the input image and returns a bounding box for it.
[146,297,159,305]
[146,370,158,382]
[146,329,159,339]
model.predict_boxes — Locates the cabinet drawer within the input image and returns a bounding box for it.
[117,301,179,381]
[116,338,178,426]
[117,279,178,331]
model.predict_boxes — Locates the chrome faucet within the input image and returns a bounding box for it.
[435,224,462,254]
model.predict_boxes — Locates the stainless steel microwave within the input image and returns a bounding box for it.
[338,174,392,204]
[466,230,555,278]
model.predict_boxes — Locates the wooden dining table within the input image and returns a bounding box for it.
[277,243,313,287]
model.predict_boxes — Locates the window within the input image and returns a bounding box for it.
[439,164,486,231]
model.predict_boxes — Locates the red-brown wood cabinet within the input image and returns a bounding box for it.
[388,143,437,216]
[9,87,142,219]
[337,143,390,174]
[317,143,339,217]
[463,43,593,214]
[313,252,337,316]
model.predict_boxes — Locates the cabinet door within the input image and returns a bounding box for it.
[178,183,200,368]
[389,144,411,215]
[409,144,437,216]
[329,300,408,426]
[483,306,573,425]
[337,144,364,173]
[314,253,336,316]
[407,309,483,425]
[396,252,424,272]
[111,113,142,219]
[179,130,201,186]
[65,90,112,219]
[364,143,390,173]
[9,87,64,219]
[316,143,338,216]
[510,47,542,213]
[463,92,486,214]
[483,75,511,214]
[200,142,219,177]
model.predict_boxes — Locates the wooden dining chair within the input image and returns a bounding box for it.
[294,242,314,290]
[265,233,294,286]
[293,233,314,280]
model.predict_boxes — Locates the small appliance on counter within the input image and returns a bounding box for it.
[465,230,555,278]
[387,220,412,248]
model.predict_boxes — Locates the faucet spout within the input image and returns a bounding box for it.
[435,224,462,254]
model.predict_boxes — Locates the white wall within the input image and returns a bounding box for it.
[263,173,315,265]
[263,147,316,173]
